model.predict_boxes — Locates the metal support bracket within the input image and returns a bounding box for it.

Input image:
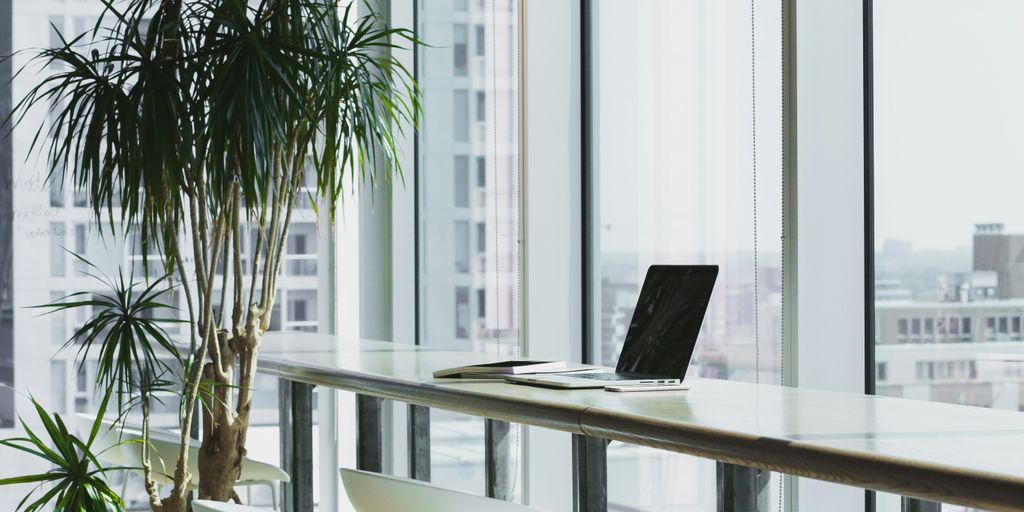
[357,394,384,472]
[572,434,608,512]
[717,462,770,512]
[408,404,431,481]
[485,419,514,501]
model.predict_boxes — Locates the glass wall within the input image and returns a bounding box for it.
[871,1,1024,510]
[416,0,521,498]
[588,0,783,509]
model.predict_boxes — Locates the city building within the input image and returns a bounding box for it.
[875,224,1024,411]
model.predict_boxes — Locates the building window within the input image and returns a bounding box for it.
[911,318,921,336]
[49,178,64,207]
[72,189,87,208]
[877,362,887,382]
[476,91,486,122]
[454,156,470,208]
[50,361,66,414]
[999,317,1009,334]
[476,156,486,188]
[477,288,486,319]
[73,224,87,275]
[898,318,908,336]
[453,24,468,76]
[475,24,485,57]
[924,318,934,336]
[453,90,469,143]
[454,221,470,273]
[476,222,486,253]
[455,287,470,339]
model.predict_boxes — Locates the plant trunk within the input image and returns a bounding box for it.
[197,421,246,502]
[196,328,261,503]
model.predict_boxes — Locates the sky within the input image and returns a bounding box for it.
[873,0,1024,251]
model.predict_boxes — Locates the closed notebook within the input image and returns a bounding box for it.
[433,360,567,378]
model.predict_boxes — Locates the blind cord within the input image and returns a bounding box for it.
[752,0,761,388]
[490,0,523,499]
[777,0,788,509]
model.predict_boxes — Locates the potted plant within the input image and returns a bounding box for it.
[1,0,418,510]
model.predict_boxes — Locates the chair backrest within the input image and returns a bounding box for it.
[192,500,271,512]
[340,468,544,512]
[74,413,142,469]
[74,413,179,483]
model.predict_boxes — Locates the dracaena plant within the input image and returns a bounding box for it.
[0,257,182,510]
[4,0,418,510]
[0,390,128,512]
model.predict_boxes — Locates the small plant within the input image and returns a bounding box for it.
[0,390,128,512]
[28,257,183,509]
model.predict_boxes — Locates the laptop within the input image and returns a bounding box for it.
[506,265,718,389]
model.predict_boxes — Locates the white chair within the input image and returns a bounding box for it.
[340,468,545,512]
[192,500,271,512]
[76,414,289,510]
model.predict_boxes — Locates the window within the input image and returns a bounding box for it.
[877,362,887,382]
[454,221,470,273]
[476,156,486,187]
[475,91,485,122]
[49,178,64,207]
[454,156,470,208]
[50,361,66,414]
[475,24,485,57]
[417,0,521,497]
[587,0,784,509]
[455,287,470,339]
[453,90,469,143]
[73,224,87,275]
[453,24,468,77]
[898,318,908,336]
[871,4,1024,504]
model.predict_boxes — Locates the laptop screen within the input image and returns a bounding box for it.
[614,265,719,379]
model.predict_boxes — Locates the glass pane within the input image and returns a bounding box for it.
[589,0,784,509]
[872,2,1024,510]
[873,0,1024,405]
[417,0,521,499]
